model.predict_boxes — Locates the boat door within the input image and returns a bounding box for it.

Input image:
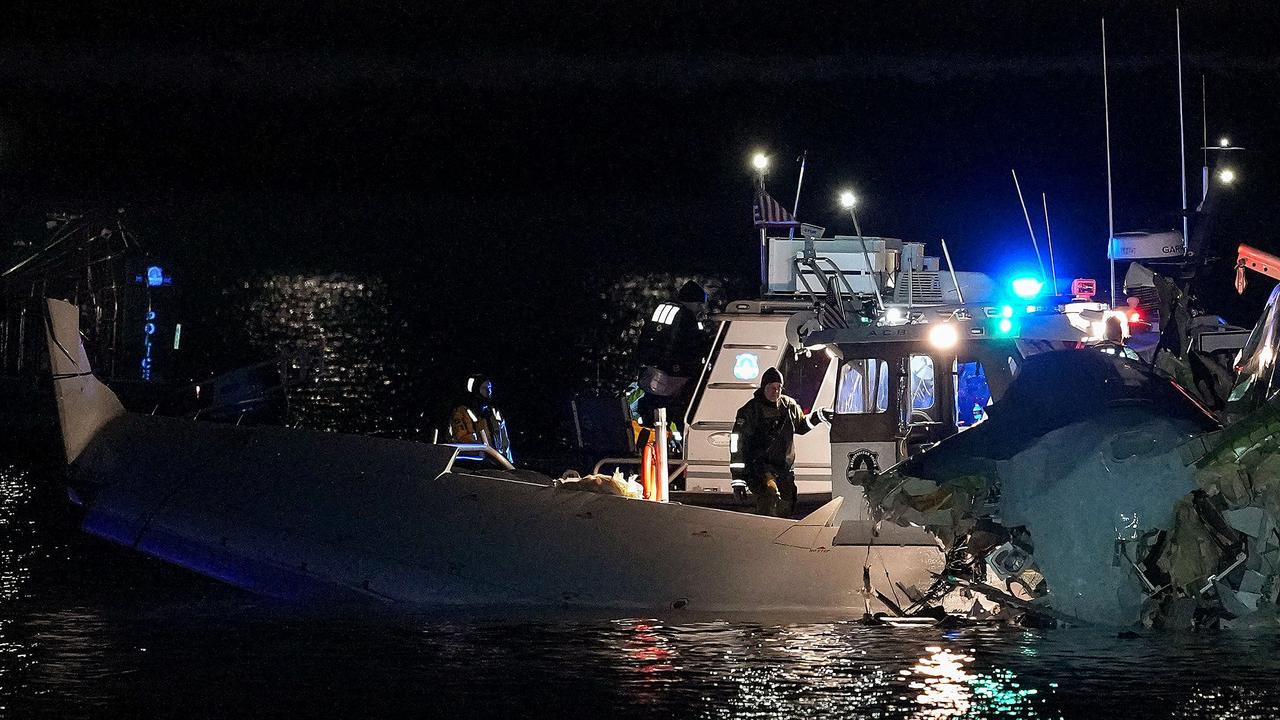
[828,337,1020,521]
[827,341,954,521]
[827,344,905,522]
[681,314,837,497]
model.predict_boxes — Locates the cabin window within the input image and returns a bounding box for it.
[953,359,992,429]
[909,355,936,410]
[836,359,889,414]
[779,348,832,413]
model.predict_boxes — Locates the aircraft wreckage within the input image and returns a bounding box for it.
[866,247,1280,629]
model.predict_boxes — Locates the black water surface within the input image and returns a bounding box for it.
[2,456,1280,719]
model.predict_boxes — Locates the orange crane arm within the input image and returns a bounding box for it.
[1236,244,1280,294]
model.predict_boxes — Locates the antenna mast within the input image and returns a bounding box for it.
[789,150,807,241]
[1177,9,1189,245]
[1011,169,1046,280]
[1103,18,1117,306]
[940,238,964,304]
[1042,193,1057,295]
[1201,75,1209,202]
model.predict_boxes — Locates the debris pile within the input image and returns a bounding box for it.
[556,469,645,499]
[864,350,1280,628]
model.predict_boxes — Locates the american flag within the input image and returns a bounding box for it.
[753,190,799,228]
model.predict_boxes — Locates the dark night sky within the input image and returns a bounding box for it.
[2,1,1279,317]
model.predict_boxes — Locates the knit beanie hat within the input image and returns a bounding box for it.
[760,366,783,387]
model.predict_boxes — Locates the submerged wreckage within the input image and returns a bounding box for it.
[866,246,1280,629]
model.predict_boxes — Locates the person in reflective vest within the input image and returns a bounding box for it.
[729,366,832,517]
[635,281,711,427]
[450,374,513,463]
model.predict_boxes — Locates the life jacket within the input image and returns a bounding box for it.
[450,403,513,462]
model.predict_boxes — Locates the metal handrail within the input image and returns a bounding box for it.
[443,443,515,471]
[591,457,688,480]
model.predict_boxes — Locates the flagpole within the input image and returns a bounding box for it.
[760,225,768,293]
[752,153,770,295]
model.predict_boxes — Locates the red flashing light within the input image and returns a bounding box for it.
[1071,278,1097,300]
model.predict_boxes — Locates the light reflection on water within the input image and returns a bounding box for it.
[224,273,410,435]
[3,467,1280,717]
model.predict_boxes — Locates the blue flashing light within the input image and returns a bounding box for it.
[1000,305,1014,318]
[146,266,165,287]
[733,352,760,381]
[1011,277,1043,299]
[998,318,1014,334]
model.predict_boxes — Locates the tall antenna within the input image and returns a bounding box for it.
[1177,9,1189,245]
[1103,18,1117,306]
[1042,193,1058,295]
[1201,75,1209,202]
[1011,169,1046,280]
[789,150,807,241]
[940,238,964,304]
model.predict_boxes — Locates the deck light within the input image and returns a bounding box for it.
[839,191,857,209]
[1219,137,1231,148]
[1011,277,1043,299]
[751,152,769,172]
[928,323,959,350]
[1218,168,1236,184]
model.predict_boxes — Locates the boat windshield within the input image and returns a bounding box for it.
[909,355,936,410]
[836,359,889,414]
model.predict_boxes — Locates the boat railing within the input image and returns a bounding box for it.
[443,442,516,471]
[591,456,688,482]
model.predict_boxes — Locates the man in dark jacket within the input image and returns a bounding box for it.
[729,366,831,517]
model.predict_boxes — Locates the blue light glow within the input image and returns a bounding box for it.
[146,266,165,287]
[998,318,1013,334]
[141,309,158,381]
[1000,305,1013,318]
[1011,277,1043,299]
[733,353,760,381]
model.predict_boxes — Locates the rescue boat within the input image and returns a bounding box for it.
[658,229,1118,522]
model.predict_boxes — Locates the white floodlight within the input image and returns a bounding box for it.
[928,323,960,350]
